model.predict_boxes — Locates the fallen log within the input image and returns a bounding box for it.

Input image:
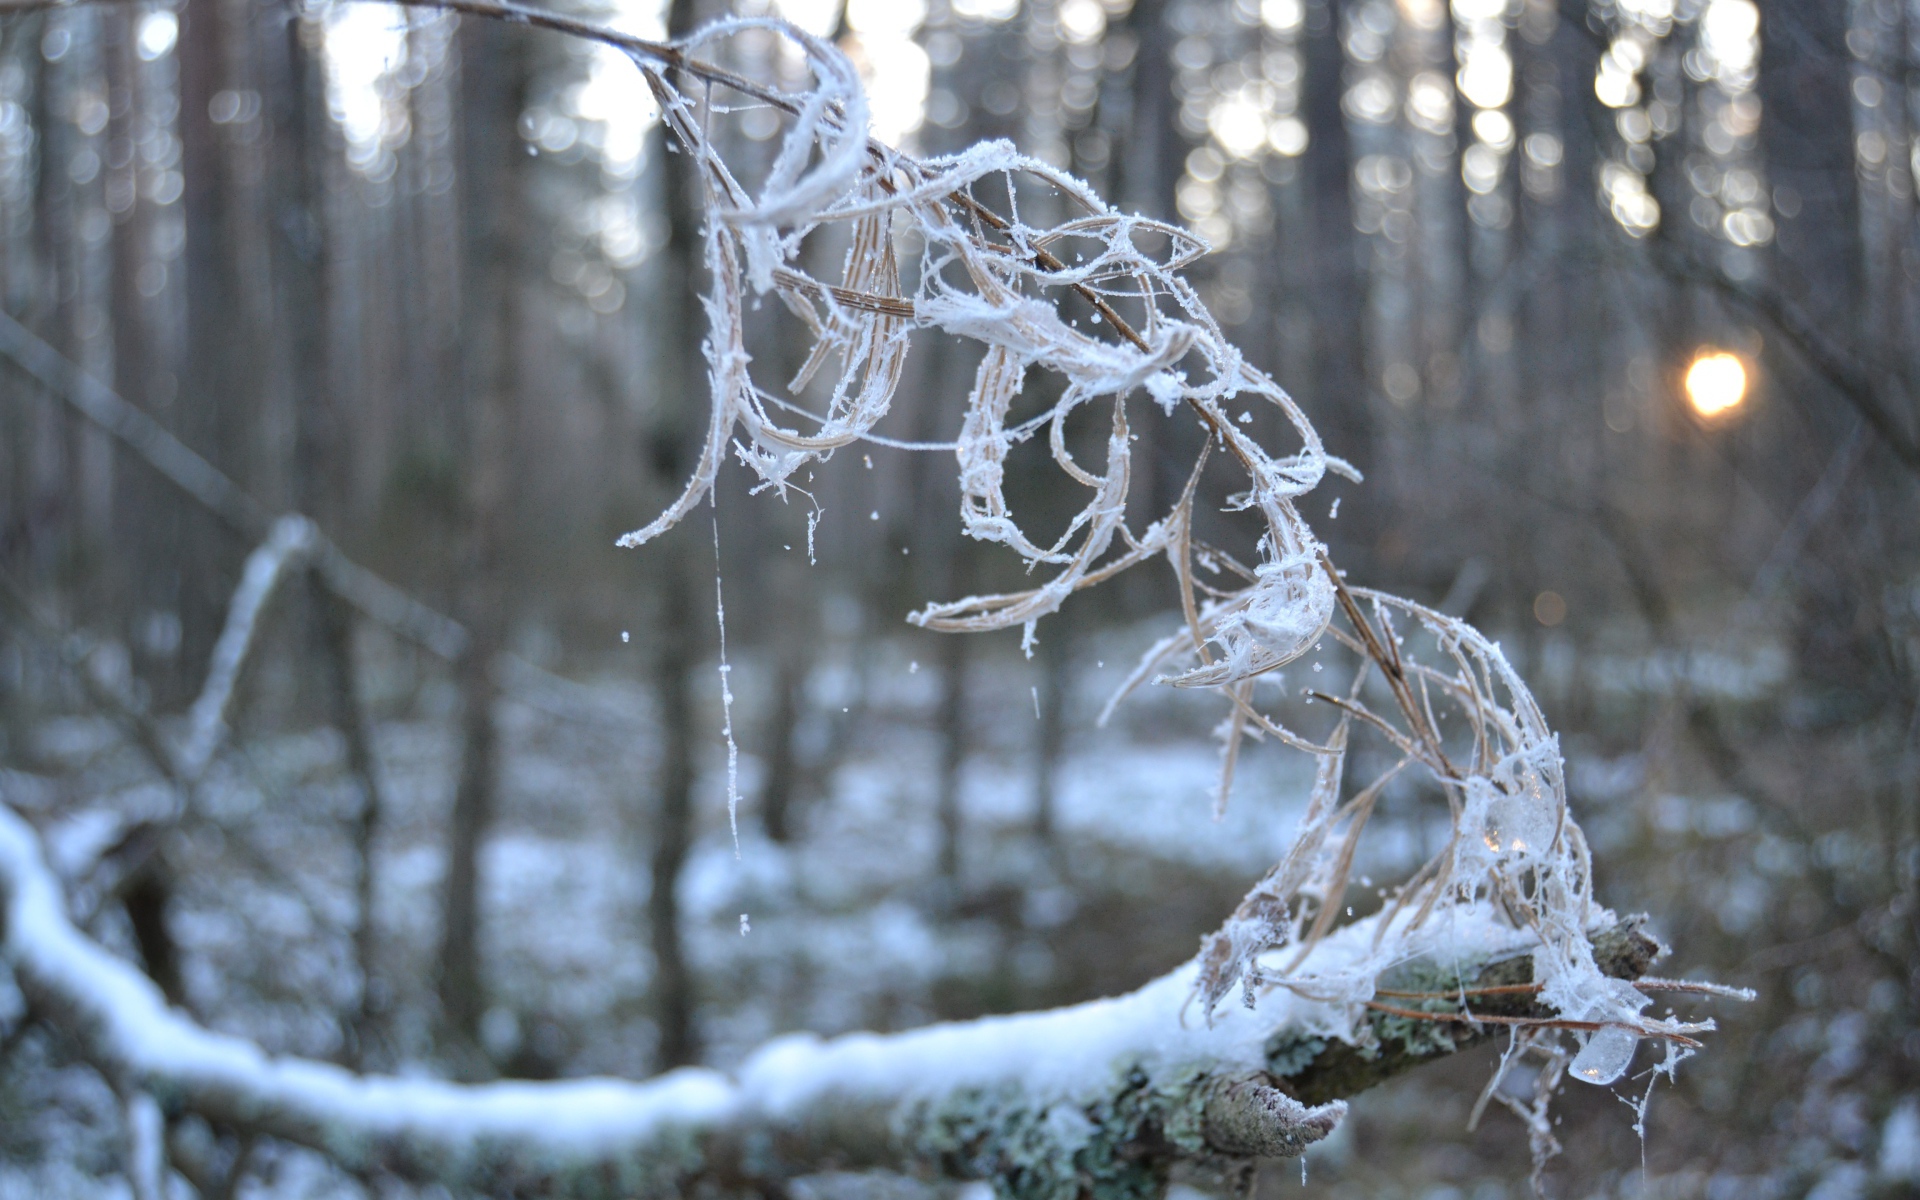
[0,803,1659,1197]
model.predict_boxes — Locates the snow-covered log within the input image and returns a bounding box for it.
[0,803,1658,1197]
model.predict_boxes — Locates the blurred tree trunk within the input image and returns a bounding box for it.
[102,7,177,1013]
[1118,0,1186,530]
[1302,0,1372,554]
[759,643,804,844]
[642,0,706,1071]
[1758,1,1861,336]
[934,622,966,886]
[26,13,76,592]
[105,8,172,685]
[751,209,820,848]
[1032,623,1067,846]
[178,0,259,709]
[262,7,388,1066]
[646,514,700,1069]
[435,17,529,1057]
[111,0,207,1014]
[4,15,65,763]
[122,866,184,1005]
[1118,0,1177,224]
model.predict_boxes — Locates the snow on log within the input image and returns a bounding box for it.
[0,804,1659,1197]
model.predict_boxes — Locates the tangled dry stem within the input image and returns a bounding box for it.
[379,0,1712,1093]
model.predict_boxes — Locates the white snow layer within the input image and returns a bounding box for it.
[1,802,1568,1161]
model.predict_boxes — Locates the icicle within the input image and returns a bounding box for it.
[712,508,741,856]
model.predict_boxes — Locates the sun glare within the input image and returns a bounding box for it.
[1685,350,1747,418]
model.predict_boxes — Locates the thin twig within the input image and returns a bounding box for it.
[1360,1001,1706,1049]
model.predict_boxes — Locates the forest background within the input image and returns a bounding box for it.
[0,0,1916,1196]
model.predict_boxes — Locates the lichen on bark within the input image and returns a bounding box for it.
[900,1059,1341,1200]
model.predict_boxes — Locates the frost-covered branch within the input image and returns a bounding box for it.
[2,515,308,790]
[381,0,1710,1083]
[0,0,1728,1108]
[123,1090,166,1200]
[0,803,1678,1196]
[177,516,317,781]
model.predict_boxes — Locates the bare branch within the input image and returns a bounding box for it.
[0,310,467,661]
[123,1090,167,1200]
[178,517,316,781]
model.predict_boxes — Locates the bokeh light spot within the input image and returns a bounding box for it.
[1685,350,1747,417]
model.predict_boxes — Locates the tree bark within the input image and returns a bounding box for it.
[435,15,531,1054]
[759,643,804,844]
[935,626,967,885]
[259,1,390,1066]
[177,0,259,708]
[1033,626,1068,845]
[639,0,709,1072]
[1302,0,1373,554]
[647,524,701,1070]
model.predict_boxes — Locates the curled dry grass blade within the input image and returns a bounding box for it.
[373,0,1722,1094]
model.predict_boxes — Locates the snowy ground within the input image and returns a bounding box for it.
[0,615,1814,1197]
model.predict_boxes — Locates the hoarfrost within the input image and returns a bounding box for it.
[592,6,1718,1118]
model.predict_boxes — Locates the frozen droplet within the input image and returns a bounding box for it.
[1571,1026,1638,1086]
[1484,786,1555,857]
[870,510,879,520]
[621,631,630,644]
[739,913,751,936]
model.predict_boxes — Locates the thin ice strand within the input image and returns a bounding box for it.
[712,505,741,855]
